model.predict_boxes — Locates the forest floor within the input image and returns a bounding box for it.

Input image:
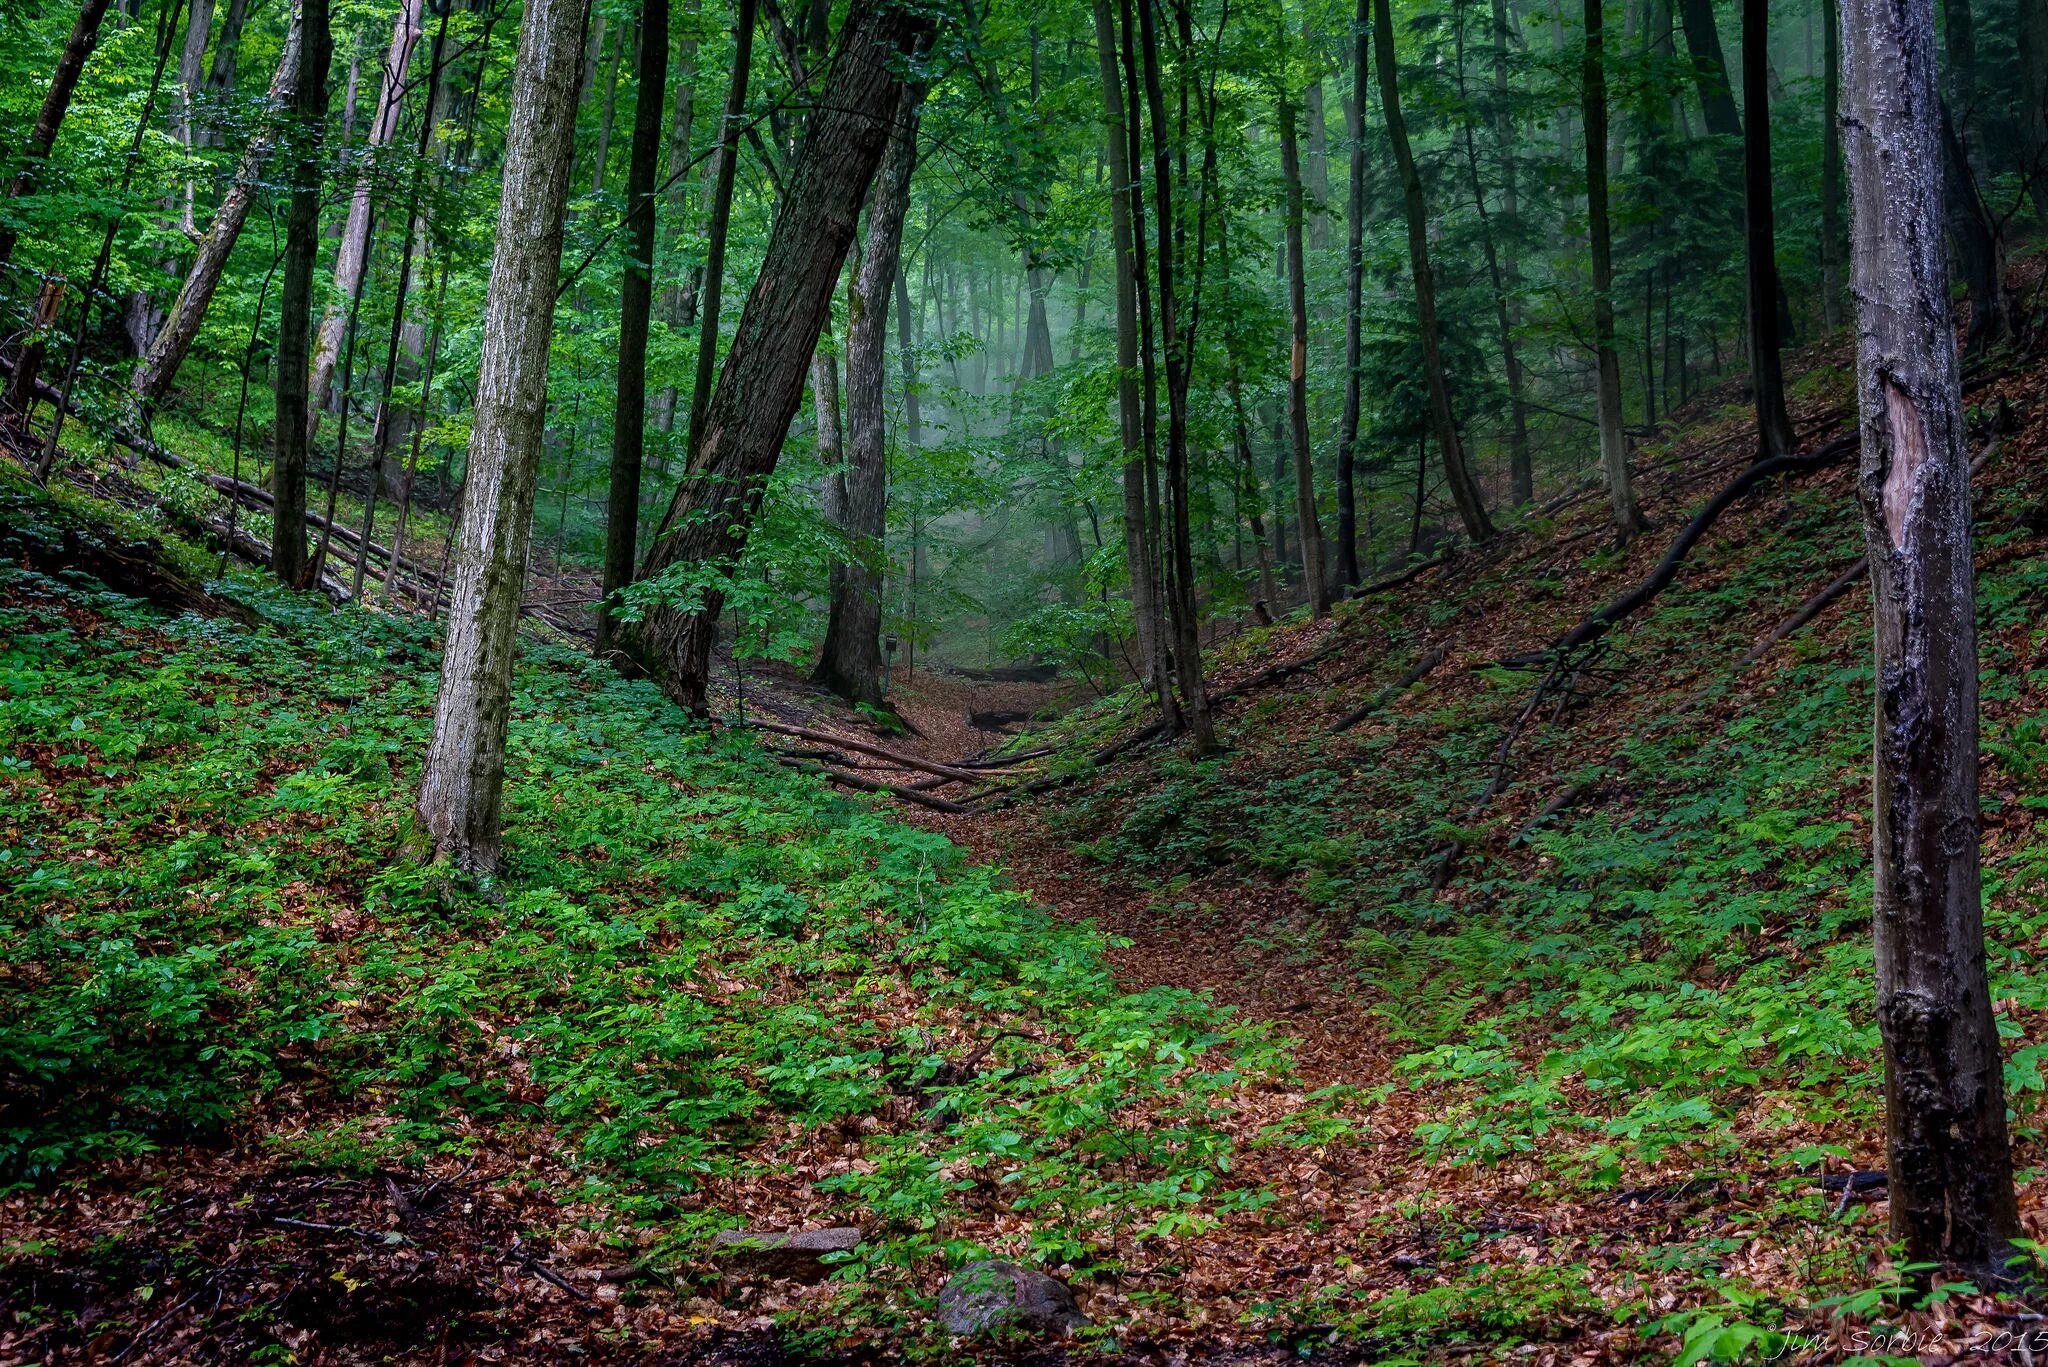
[11,306,2048,1364]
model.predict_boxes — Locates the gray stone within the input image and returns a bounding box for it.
[712,1225,862,1282]
[935,1260,1089,1337]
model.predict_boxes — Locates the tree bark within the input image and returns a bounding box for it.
[1093,0,1160,686]
[173,0,216,233]
[1133,0,1214,749]
[205,0,249,105]
[135,6,303,406]
[684,0,756,466]
[599,0,670,656]
[1841,0,2021,1282]
[417,0,590,872]
[1336,0,1368,585]
[1490,0,1532,505]
[308,0,424,432]
[631,2,933,712]
[1303,16,1332,252]
[1373,0,1494,542]
[271,0,333,588]
[1280,94,1330,615]
[0,0,119,271]
[651,4,700,438]
[1741,0,1795,458]
[1584,0,1642,536]
[816,88,921,707]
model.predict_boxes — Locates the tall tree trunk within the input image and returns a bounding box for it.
[173,0,216,234]
[1336,0,1368,585]
[1820,0,1843,330]
[598,0,668,655]
[1940,101,2005,355]
[1093,0,1160,687]
[135,7,303,406]
[204,0,249,105]
[651,5,700,438]
[816,90,922,707]
[1675,0,1741,141]
[271,0,333,588]
[684,0,756,466]
[1280,94,1330,615]
[1373,0,1495,542]
[1584,0,1642,536]
[0,0,119,271]
[416,0,590,872]
[307,0,423,435]
[631,3,934,712]
[1303,16,1332,252]
[590,18,626,193]
[1841,0,2021,1283]
[1133,0,1214,750]
[1741,0,1795,458]
[1229,359,1281,616]
[1490,0,1533,504]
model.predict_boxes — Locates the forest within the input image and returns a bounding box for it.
[2,0,2047,1357]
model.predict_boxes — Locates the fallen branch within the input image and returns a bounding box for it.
[1329,645,1449,733]
[1512,435,1860,666]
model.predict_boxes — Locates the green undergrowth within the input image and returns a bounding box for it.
[1044,456,2048,1331]
[0,481,1332,1324]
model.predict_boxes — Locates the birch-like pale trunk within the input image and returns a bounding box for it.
[307,0,424,433]
[417,0,590,872]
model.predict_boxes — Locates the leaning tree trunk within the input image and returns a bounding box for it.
[135,6,304,407]
[1093,0,1160,687]
[1841,0,2022,1283]
[416,0,590,872]
[598,0,670,657]
[0,0,119,271]
[307,0,424,432]
[271,0,333,588]
[1740,0,1795,458]
[1374,0,1494,542]
[1584,0,1642,536]
[632,3,933,713]
[815,85,922,708]
[1280,93,1330,616]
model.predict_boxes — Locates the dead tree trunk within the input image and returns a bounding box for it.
[0,0,119,271]
[1841,0,2022,1282]
[1584,0,1642,536]
[416,0,590,872]
[598,0,670,657]
[631,3,933,713]
[271,0,333,588]
[815,84,922,708]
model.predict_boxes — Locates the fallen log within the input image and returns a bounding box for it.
[773,757,971,814]
[1328,645,1449,734]
[741,718,986,784]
